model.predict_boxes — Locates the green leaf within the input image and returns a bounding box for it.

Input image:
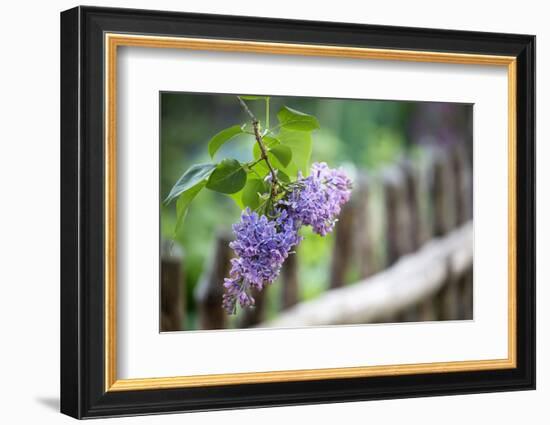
[263,136,280,146]
[173,182,205,235]
[207,125,244,158]
[268,144,292,167]
[250,161,270,179]
[250,136,293,179]
[206,159,247,194]
[239,95,268,100]
[252,136,279,160]
[228,191,245,209]
[249,160,291,186]
[165,163,216,203]
[277,106,320,131]
[241,178,269,210]
[276,169,291,183]
[278,128,313,177]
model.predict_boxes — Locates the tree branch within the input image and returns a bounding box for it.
[237,97,279,188]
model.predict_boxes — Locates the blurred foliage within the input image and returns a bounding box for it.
[160,92,472,329]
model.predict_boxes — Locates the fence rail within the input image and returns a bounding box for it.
[262,221,472,327]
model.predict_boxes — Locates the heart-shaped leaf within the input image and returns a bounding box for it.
[278,128,313,177]
[252,136,279,160]
[269,144,292,167]
[206,159,247,194]
[228,191,245,209]
[277,106,320,131]
[173,181,205,235]
[276,169,291,184]
[242,178,269,210]
[208,125,244,158]
[165,163,216,204]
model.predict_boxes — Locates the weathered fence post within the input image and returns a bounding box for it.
[430,148,463,320]
[238,288,268,328]
[450,143,473,319]
[416,153,445,322]
[379,165,415,323]
[450,143,473,225]
[354,174,375,279]
[160,241,185,332]
[430,149,457,237]
[383,165,414,266]
[398,159,424,322]
[194,231,232,330]
[281,253,299,309]
[329,193,356,289]
[401,159,423,250]
[435,258,460,320]
[458,266,474,320]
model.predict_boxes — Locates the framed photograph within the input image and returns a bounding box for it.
[60,6,535,419]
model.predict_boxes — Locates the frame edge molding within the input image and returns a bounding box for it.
[60,6,536,418]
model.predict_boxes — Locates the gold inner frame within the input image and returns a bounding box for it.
[104,33,517,392]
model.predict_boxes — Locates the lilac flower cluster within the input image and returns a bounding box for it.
[223,162,352,314]
[281,162,353,236]
[222,208,301,314]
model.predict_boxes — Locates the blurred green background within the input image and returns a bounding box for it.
[160,92,472,330]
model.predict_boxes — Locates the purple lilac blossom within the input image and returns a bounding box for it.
[222,163,352,314]
[281,162,352,236]
[222,208,301,314]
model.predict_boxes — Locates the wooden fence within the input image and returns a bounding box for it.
[160,143,473,331]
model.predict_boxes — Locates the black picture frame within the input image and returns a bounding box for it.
[60,5,535,419]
